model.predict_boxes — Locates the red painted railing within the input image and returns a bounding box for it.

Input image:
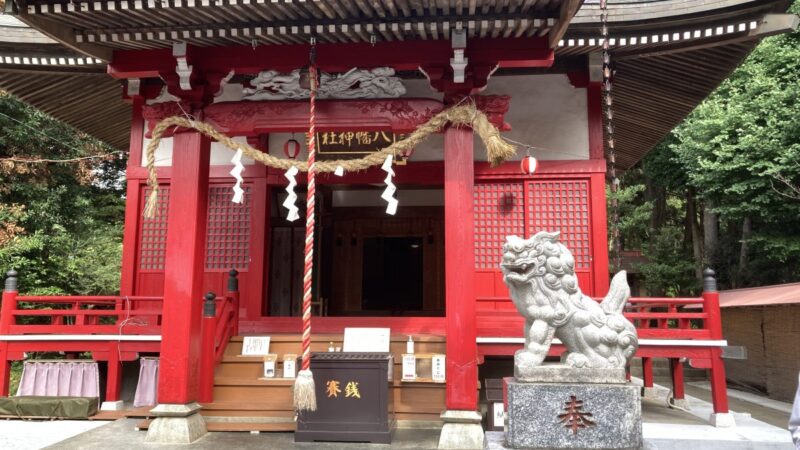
[199,270,240,403]
[0,294,164,336]
[475,295,722,341]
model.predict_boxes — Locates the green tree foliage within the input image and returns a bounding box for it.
[0,93,126,295]
[615,2,800,292]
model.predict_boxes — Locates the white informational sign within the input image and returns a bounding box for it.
[241,336,271,356]
[402,354,417,381]
[342,328,391,353]
[493,402,505,428]
[263,359,276,378]
[431,354,446,383]
[283,358,297,379]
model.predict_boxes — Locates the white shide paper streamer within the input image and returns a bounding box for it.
[334,165,344,177]
[229,149,245,204]
[381,154,398,215]
[283,166,300,222]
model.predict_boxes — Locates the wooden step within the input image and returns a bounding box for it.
[208,334,447,422]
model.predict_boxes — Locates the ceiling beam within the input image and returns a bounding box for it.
[108,37,553,79]
[550,0,583,48]
[8,1,112,61]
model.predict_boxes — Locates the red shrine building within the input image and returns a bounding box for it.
[0,0,796,445]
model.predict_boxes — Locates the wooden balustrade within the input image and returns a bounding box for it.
[5,295,164,335]
[475,295,715,340]
[200,269,239,403]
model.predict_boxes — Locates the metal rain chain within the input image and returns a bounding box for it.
[600,0,622,271]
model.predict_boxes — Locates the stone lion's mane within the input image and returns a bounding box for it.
[525,234,606,329]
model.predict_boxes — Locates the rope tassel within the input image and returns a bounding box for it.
[293,369,317,412]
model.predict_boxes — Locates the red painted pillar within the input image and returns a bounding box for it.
[443,126,478,411]
[587,82,610,297]
[120,99,144,297]
[641,357,654,388]
[156,131,211,405]
[670,359,686,401]
[0,270,18,397]
[106,342,122,402]
[703,268,729,414]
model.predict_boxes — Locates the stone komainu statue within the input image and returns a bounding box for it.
[501,232,638,369]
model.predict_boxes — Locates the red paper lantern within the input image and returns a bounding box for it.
[520,155,538,175]
[284,138,301,159]
[398,147,415,159]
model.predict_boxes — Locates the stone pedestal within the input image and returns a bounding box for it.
[100,400,124,411]
[495,366,642,450]
[144,402,207,444]
[438,410,485,449]
[709,412,736,428]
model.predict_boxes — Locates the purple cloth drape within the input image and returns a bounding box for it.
[16,361,100,397]
[133,357,159,407]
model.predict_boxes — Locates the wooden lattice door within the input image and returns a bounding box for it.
[473,177,595,309]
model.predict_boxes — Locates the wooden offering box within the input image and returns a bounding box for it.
[295,352,393,443]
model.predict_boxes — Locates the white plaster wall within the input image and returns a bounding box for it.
[141,128,255,166]
[480,74,589,161]
[269,74,589,163]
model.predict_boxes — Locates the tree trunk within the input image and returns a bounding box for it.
[703,200,719,268]
[686,187,704,281]
[647,183,667,230]
[738,216,752,286]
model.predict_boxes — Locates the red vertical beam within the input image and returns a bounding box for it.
[670,358,686,400]
[157,131,211,405]
[590,173,610,297]
[588,80,610,297]
[106,342,122,402]
[642,357,654,388]
[587,83,605,160]
[249,178,268,320]
[0,283,17,396]
[120,99,145,296]
[444,126,478,411]
[704,282,729,413]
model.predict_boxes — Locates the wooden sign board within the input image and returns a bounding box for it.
[402,354,416,381]
[241,336,271,356]
[316,131,407,158]
[431,354,446,383]
[263,354,278,378]
[342,328,391,353]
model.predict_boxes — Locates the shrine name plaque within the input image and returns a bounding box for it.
[295,352,393,444]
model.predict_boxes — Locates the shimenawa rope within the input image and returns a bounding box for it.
[142,103,516,218]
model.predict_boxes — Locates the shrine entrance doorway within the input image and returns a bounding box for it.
[267,185,445,318]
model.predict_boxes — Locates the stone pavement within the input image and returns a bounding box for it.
[686,381,792,429]
[2,382,787,450]
[45,419,441,449]
[0,419,106,450]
